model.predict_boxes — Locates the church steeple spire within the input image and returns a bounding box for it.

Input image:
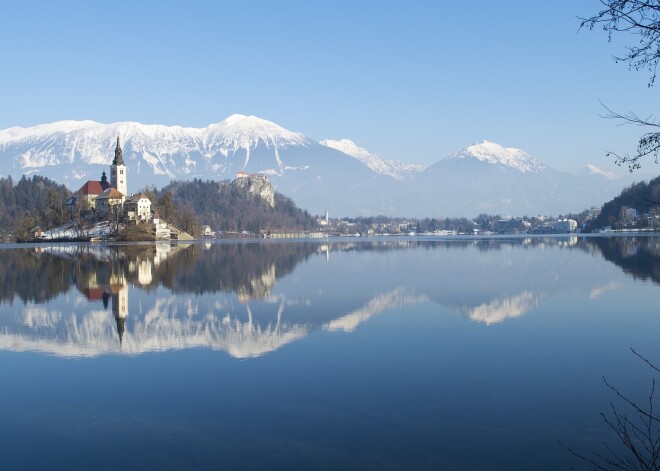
[110,136,127,196]
[113,136,124,166]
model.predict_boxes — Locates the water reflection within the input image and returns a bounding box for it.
[0,236,657,358]
[456,290,545,325]
[323,287,429,332]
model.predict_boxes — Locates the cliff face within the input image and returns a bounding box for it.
[231,174,275,208]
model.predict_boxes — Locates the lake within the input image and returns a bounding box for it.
[0,236,659,470]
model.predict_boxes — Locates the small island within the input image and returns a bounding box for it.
[0,138,321,242]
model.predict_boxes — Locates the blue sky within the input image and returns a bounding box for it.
[1,0,657,174]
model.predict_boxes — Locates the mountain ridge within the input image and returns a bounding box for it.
[0,116,633,217]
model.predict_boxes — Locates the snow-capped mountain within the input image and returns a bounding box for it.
[0,114,314,180]
[443,140,548,173]
[320,138,424,180]
[0,116,631,217]
[579,164,619,181]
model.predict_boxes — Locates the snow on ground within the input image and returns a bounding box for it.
[40,221,114,240]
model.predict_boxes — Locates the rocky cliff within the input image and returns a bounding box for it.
[231,173,275,208]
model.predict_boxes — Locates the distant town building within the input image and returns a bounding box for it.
[553,219,578,232]
[496,218,530,233]
[587,206,601,219]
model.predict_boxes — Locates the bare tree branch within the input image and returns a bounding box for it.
[580,1,660,171]
[562,349,660,470]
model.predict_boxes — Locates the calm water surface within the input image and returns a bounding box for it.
[0,236,659,470]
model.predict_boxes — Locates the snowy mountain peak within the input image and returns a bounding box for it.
[0,116,314,176]
[445,140,547,173]
[320,139,371,160]
[204,114,310,149]
[320,138,424,180]
[580,164,619,180]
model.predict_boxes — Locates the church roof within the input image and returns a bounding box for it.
[97,188,124,199]
[125,193,151,204]
[80,287,106,301]
[75,180,110,196]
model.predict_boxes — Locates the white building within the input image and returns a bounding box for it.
[153,214,171,240]
[553,219,578,232]
[124,194,152,221]
[202,225,215,238]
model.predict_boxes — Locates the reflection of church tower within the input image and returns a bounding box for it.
[115,312,126,346]
[111,284,129,346]
[110,136,127,196]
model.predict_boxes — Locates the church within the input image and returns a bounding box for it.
[70,138,151,220]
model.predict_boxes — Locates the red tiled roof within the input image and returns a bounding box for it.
[98,188,124,199]
[75,180,109,196]
[81,287,106,301]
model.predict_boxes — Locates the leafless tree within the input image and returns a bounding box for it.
[580,1,660,171]
[560,348,660,470]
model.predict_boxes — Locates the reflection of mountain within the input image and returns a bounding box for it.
[0,287,420,358]
[0,236,658,358]
[455,291,545,325]
[0,299,310,359]
[324,288,429,332]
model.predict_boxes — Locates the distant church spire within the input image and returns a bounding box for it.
[113,136,124,166]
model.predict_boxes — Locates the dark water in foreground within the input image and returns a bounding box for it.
[0,236,659,470]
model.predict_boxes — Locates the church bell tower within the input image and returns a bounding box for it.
[111,136,127,196]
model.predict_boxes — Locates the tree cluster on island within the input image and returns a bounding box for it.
[0,175,71,241]
[2,172,659,241]
[0,174,319,241]
[140,178,317,237]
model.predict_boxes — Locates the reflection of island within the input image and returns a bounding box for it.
[0,248,76,303]
[0,242,319,304]
[2,237,655,307]
[0,236,657,358]
[0,242,324,357]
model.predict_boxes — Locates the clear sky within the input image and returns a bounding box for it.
[1,0,657,174]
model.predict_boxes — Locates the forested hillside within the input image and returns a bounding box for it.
[588,176,660,230]
[0,175,71,240]
[144,179,317,234]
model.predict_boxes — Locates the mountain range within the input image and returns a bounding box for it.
[0,114,638,216]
